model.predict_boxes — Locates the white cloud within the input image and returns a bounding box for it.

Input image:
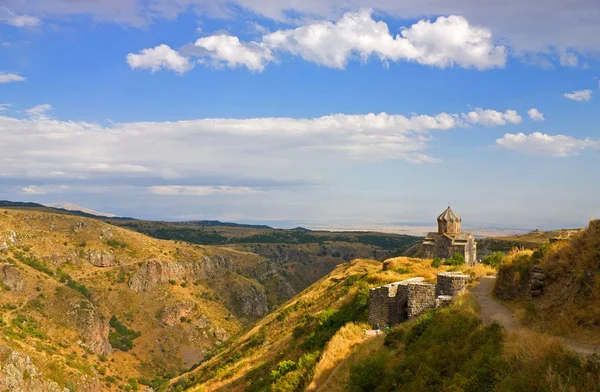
[149,185,261,196]
[563,89,592,102]
[461,108,522,126]
[126,44,194,74]
[193,34,274,71]
[144,9,505,73]
[0,72,26,84]
[26,104,53,116]
[5,0,600,64]
[527,108,545,121]
[496,132,600,157]
[559,52,578,67]
[0,107,518,186]
[0,104,11,111]
[0,7,41,27]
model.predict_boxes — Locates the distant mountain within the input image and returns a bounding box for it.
[45,202,117,218]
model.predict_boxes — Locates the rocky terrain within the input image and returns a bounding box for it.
[0,208,297,391]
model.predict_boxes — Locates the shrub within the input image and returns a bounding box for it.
[444,253,465,266]
[431,258,442,268]
[482,252,505,268]
[108,316,141,351]
[66,279,91,299]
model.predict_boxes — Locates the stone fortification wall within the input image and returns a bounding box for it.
[406,283,437,319]
[436,272,470,297]
[367,278,423,326]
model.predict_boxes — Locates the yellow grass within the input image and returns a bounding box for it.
[306,322,371,391]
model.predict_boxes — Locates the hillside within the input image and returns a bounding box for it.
[0,201,423,294]
[0,208,295,391]
[168,257,495,391]
[495,220,600,346]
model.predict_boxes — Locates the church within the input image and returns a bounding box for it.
[422,206,477,265]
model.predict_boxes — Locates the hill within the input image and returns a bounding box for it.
[168,257,494,391]
[107,220,422,293]
[495,220,600,347]
[0,208,296,391]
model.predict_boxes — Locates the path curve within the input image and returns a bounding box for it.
[472,276,518,331]
[473,276,599,356]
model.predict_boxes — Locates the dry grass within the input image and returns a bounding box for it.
[316,333,386,392]
[306,322,371,391]
[0,208,278,391]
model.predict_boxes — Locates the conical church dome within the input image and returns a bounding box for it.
[437,206,462,234]
[437,206,462,223]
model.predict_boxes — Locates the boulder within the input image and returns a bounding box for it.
[531,272,547,281]
[530,279,544,290]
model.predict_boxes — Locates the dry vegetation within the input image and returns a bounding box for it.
[495,220,600,347]
[168,256,488,391]
[0,208,292,391]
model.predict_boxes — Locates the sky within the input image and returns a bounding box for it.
[1,0,599,233]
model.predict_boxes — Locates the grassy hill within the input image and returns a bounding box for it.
[0,208,296,391]
[168,257,495,391]
[495,220,600,346]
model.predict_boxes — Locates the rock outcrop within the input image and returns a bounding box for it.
[530,266,546,297]
[0,263,24,291]
[67,300,112,356]
[128,256,233,292]
[232,284,268,318]
[160,301,196,326]
[0,345,68,392]
[86,250,118,268]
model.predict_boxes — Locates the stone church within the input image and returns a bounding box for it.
[422,206,476,265]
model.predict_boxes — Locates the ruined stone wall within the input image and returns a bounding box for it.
[406,283,437,319]
[367,278,423,327]
[368,285,397,326]
[436,272,470,297]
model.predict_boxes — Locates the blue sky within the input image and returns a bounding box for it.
[1,1,599,233]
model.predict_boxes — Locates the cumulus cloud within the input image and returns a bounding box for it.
[0,107,519,187]
[0,72,26,84]
[0,7,41,27]
[126,44,194,74]
[527,108,545,121]
[564,89,592,101]
[191,35,274,71]
[137,10,506,73]
[461,108,522,126]
[496,132,600,157]
[26,104,53,116]
[4,0,600,64]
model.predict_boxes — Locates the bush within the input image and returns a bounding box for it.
[347,352,393,392]
[108,316,141,351]
[444,253,465,266]
[482,252,505,268]
[431,258,442,268]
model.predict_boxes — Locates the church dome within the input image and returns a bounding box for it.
[437,206,462,234]
[437,206,461,223]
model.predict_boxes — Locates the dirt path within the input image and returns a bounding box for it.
[472,276,519,331]
[473,276,599,356]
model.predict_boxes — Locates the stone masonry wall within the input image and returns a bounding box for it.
[406,283,437,319]
[367,278,423,326]
[436,272,470,297]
